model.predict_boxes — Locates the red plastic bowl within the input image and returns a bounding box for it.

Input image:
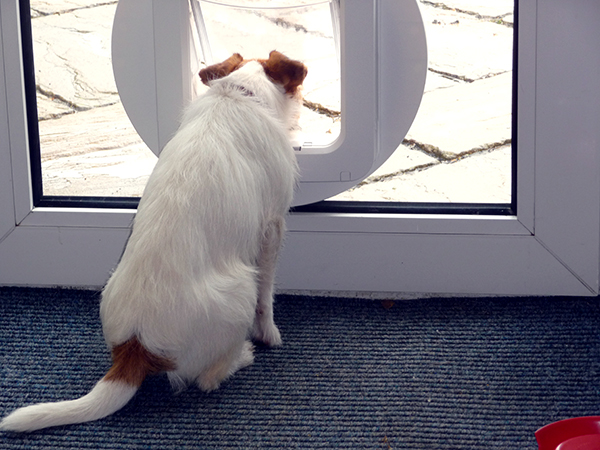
[536,416,600,450]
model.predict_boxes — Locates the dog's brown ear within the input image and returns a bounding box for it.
[199,53,244,85]
[262,50,308,95]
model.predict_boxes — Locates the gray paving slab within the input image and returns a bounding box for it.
[406,71,512,157]
[424,72,457,92]
[369,144,438,180]
[40,103,155,197]
[31,3,118,110]
[333,145,511,203]
[419,2,513,81]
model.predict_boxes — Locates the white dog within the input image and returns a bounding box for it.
[1,51,307,432]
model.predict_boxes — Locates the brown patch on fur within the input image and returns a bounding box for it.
[199,53,244,85]
[103,337,175,387]
[260,50,308,95]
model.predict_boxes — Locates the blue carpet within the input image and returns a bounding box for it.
[0,287,599,449]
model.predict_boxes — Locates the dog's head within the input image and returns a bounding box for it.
[199,51,308,97]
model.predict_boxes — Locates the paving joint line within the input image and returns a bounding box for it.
[31,2,118,18]
[254,12,331,40]
[419,0,514,28]
[404,138,454,161]
[36,86,88,114]
[355,138,512,187]
[445,139,512,163]
[37,85,118,121]
[406,137,512,163]
[302,99,340,119]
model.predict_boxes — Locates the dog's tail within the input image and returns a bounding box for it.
[0,337,174,432]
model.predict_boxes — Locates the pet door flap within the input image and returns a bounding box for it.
[111,0,427,206]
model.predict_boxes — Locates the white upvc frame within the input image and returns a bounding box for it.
[1,0,599,296]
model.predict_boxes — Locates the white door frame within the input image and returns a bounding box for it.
[1,0,599,296]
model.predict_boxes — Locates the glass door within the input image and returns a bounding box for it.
[0,0,598,296]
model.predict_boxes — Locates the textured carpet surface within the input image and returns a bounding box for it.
[0,287,599,449]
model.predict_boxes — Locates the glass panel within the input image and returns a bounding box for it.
[331,0,514,204]
[33,0,513,205]
[32,1,156,197]
[34,0,339,198]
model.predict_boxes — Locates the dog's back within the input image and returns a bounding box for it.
[100,59,300,378]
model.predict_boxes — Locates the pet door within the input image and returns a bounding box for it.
[111,0,427,206]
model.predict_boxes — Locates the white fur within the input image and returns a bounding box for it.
[1,60,299,432]
[0,380,137,432]
[101,60,298,375]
